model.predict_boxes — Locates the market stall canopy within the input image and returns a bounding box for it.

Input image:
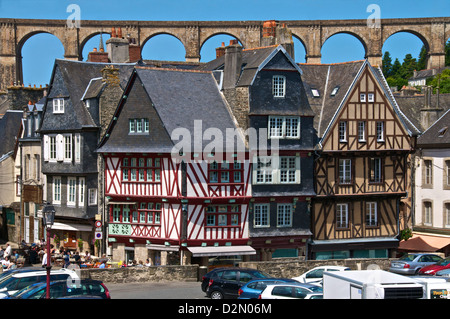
[187,245,256,257]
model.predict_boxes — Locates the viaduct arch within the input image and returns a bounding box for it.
[0,17,448,90]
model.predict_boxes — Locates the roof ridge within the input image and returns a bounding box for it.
[298,60,365,66]
[135,66,212,74]
[242,44,279,52]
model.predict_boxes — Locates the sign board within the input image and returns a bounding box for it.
[95,220,102,228]
[95,231,102,240]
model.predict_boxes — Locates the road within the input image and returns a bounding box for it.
[106,280,208,299]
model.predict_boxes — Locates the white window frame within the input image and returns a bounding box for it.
[74,133,81,163]
[49,135,57,161]
[277,204,292,227]
[78,177,85,206]
[272,75,286,98]
[424,201,432,226]
[88,188,97,206]
[67,177,76,206]
[368,93,375,102]
[369,157,382,183]
[254,156,300,184]
[358,121,366,142]
[339,159,352,184]
[53,176,61,204]
[336,203,348,228]
[53,98,64,114]
[255,156,273,184]
[360,94,366,102]
[268,116,300,139]
[64,134,72,162]
[254,203,270,228]
[376,121,384,142]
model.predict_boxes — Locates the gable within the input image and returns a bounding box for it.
[98,73,174,154]
[321,65,412,152]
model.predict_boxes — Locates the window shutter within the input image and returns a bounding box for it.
[56,134,64,161]
[43,135,49,161]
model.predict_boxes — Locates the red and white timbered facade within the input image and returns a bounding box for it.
[104,153,252,249]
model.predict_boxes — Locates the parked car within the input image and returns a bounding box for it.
[436,269,450,277]
[201,267,272,299]
[419,257,450,275]
[238,278,298,299]
[258,282,323,299]
[8,279,110,299]
[0,268,79,298]
[292,266,351,283]
[389,253,443,275]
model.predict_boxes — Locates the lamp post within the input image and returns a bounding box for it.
[42,203,55,299]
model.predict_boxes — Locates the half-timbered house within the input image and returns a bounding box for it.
[301,60,419,259]
[200,43,316,260]
[97,67,253,265]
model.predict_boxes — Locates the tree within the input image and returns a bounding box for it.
[417,46,428,71]
[382,51,393,78]
[446,40,450,67]
[427,69,450,94]
[399,53,417,80]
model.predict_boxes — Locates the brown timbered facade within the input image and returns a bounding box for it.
[301,61,418,259]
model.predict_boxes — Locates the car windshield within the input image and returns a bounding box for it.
[308,285,323,293]
[12,283,43,299]
[399,254,417,261]
[436,258,450,266]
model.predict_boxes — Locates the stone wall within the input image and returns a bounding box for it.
[79,258,393,283]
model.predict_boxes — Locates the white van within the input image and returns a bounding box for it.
[0,268,80,298]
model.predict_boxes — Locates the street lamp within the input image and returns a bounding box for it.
[42,203,55,299]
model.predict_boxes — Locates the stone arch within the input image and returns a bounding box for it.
[141,32,186,61]
[16,31,65,85]
[383,29,430,53]
[199,33,242,62]
[78,31,111,61]
[321,30,369,59]
[321,31,368,63]
[292,34,308,62]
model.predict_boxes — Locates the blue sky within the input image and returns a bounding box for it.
[0,0,448,86]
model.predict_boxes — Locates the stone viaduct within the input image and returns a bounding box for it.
[0,17,449,90]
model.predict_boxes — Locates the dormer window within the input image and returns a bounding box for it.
[360,94,366,102]
[129,118,149,134]
[331,86,340,96]
[272,75,286,97]
[53,98,64,114]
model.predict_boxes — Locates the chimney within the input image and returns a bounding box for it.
[88,47,109,63]
[106,27,130,63]
[223,40,243,90]
[127,36,142,62]
[216,42,226,59]
[261,20,295,58]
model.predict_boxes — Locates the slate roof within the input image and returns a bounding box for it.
[0,110,23,159]
[417,108,450,147]
[40,59,135,132]
[299,60,365,138]
[98,67,244,154]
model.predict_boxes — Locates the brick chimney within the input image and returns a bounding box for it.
[99,65,122,138]
[216,42,226,59]
[88,47,109,63]
[223,40,243,90]
[261,20,295,58]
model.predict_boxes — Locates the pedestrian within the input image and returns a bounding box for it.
[144,258,152,267]
[29,246,38,264]
[74,251,81,266]
[1,256,10,269]
[84,251,91,262]
[63,250,70,268]
[4,243,11,259]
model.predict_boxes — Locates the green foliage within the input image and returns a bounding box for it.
[399,228,412,241]
[427,69,450,94]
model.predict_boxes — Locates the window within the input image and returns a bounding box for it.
[423,201,432,226]
[376,121,384,142]
[330,86,340,96]
[78,177,85,206]
[368,93,374,102]
[360,94,366,102]
[445,203,450,228]
[366,202,378,227]
[268,116,300,139]
[122,205,130,223]
[122,157,161,183]
[423,159,433,187]
[67,177,76,206]
[129,118,149,134]
[272,75,286,97]
[53,98,64,114]
[254,204,270,228]
[336,203,348,228]
[339,159,352,184]
[64,134,72,162]
[358,121,366,142]
[444,160,450,189]
[339,121,347,142]
[74,133,81,163]
[208,161,242,183]
[113,205,121,222]
[311,89,320,97]
[88,188,97,206]
[369,158,382,183]
[254,156,300,184]
[277,204,292,227]
[49,136,57,160]
[53,177,61,204]
[205,205,240,227]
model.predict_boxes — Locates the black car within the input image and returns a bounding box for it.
[201,267,272,299]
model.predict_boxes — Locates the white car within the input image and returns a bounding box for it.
[292,266,351,283]
[0,268,80,298]
[258,283,323,299]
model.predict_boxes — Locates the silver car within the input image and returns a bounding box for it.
[389,253,443,275]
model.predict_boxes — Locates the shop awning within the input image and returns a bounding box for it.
[51,222,92,232]
[187,245,256,257]
[398,233,450,252]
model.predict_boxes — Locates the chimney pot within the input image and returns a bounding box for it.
[111,27,116,38]
[118,28,122,38]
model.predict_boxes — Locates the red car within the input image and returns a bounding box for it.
[418,257,450,275]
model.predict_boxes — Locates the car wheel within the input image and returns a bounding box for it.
[210,290,224,299]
